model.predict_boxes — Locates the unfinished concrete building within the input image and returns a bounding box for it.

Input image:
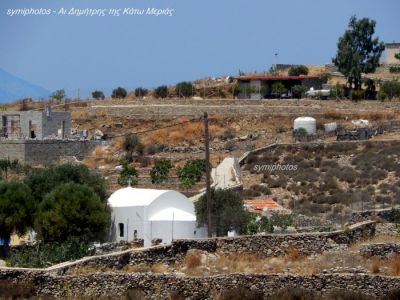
[0,107,71,140]
[385,42,400,64]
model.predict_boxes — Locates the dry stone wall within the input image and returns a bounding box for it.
[1,269,400,299]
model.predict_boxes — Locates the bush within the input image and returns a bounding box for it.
[380,80,400,99]
[7,237,95,268]
[389,66,400,73]
[92,90,105,100]
[150,159,173,184]
[350,89,365,101]
[177,159,206,188]
[111,87,127,99]
[134,87,148,97]
[288,65,309,76]
[118,159,138,186]
[175,81,194,98]
[292,85,307,98]
[154,85,169,98]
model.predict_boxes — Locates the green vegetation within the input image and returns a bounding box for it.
[92,90,105,100]
[379,80,400,100]
[7,237,95,268]
[123,133,143,162]
[332,15,385,90]
[134,87,148,97]
[176,81,194,98]
[288,65,309,76]
[150,159,173,184]
[292,85,307,99]
[111,87,127,99]
[271,82,287,98]
[24,164,107,203]
[118,158,138,186]
[34,182,110,242]
[350,89,365,101]
[195,188,247,236]
[154,85,169,98]
[51,89,66,101]
[177,159,206,188]
[0,181,35,246]
[0,158,20,180]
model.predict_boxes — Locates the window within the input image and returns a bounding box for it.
[133,230,138,240]
[118,223,124,237]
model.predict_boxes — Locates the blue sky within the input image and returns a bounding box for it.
[0,0,399,97]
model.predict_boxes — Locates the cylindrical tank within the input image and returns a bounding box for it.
[294,117,316,135]
[324,122,338,133]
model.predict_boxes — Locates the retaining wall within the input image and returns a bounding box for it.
[0,270,399,299]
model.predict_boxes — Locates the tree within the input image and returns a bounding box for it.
[92,90,105,100]
[177,159,206,188]
[175,81,194,98]
[117,159,138,186]
[123,134,143,162]
[288,65,309,76]
[111,87,127,99]
[332,15,385,90]
[0,158,20,180]
[0,181,35,246]
[24,164,107,204]
[271,82,287,99]
[34,182,110,242]
[52,89,66,101]
[395,53,400,61]
[150,159,173,184]
[134,87,148,98]
[195,188,247,236]
[292,85,307,99]
[154,85,168,99]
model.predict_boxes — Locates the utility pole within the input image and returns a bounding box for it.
[204,112,212,237]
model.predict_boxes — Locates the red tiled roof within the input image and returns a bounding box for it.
[244,199,282,211]
[236,75,320,81]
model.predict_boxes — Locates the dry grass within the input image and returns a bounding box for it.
[286,245,300,261]
[184,250,202,269]
[143,121,225,146]
[390,255,400,276]
[371,257,381,274]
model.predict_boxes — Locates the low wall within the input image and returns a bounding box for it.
[360,243,400,258]
[57,221,375,274]
[0,270,399,299]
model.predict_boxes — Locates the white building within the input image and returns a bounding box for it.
[107,187,206,246]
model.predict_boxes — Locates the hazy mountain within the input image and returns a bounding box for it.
[0,68,50,103]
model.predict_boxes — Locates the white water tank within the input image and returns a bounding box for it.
[294,117,316,135]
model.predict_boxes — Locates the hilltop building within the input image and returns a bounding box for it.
[108,187,206,246]
[236,75,323,100]
[0,107,70,140]
[385,42,400,64]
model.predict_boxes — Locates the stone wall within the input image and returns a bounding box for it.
[90,100,400,120]
[0,140,97,164]
[1,269,400,299]
[360,243,400,258]
[56,221,375,274]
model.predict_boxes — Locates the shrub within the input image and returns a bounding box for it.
[111,87,127,99]
[118,159,138,186]
[380,80,400,99]
[150,159,173,184]
[175,81,194,98]
[177,159,206,188]
[292,85,307,98]
[288,65,309,76]
[7,237,95,268]
[371,257,380,274]
[92,90,105,100]
[134,87,148,97]
[154,85,169,98]
[350,89,364,101]
[389,66,400,73]
[184,250,202,269]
